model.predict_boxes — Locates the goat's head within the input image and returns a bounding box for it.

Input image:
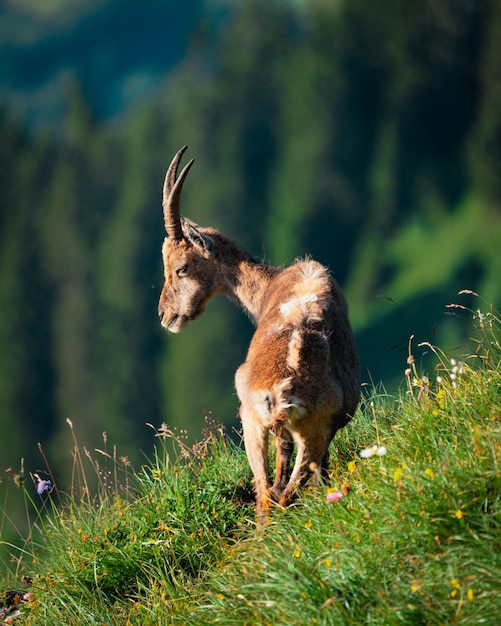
[158,147,218,333]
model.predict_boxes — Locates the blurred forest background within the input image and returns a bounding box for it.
[1,0,500,504]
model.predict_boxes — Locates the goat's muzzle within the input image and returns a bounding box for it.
[166,314,179,330]
[158,304,184,333]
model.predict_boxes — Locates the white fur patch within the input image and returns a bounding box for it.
[246,379,307,429]
[273,380,306,422]
[279,261,331,326]
[280,293,318,320]
[252,390,274,426]
[286,328,302,371]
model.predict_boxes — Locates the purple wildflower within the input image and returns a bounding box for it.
[36,479,52,495]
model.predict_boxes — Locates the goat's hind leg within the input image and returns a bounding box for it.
[278,423,332,507]
[270,432,294,501]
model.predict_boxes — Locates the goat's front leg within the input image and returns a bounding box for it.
[239,404,271,518]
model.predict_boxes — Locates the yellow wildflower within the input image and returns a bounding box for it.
[454,509,464,519]
[436,389,446,409]
[393,468,403,482]
[424,468,435,480]
[450,579,461,589]
[410,580,421,593]
[467,588,474,601]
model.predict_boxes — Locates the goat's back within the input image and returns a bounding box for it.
[239,260,360,428]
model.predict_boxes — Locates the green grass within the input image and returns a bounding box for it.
[1,303,500,625]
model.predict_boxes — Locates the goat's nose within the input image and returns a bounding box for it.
[158,303,164,320]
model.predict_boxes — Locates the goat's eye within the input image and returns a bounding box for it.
[176,263,189,277]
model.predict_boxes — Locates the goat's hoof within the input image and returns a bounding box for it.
[278,490,297,508]
[268,484,285,502]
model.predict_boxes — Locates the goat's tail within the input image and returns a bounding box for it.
[269,378,306,438]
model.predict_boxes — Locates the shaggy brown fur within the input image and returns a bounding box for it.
[158,147,360,518]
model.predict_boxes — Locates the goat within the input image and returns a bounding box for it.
[158,146,360,517]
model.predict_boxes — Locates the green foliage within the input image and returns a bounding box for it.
[2,422,253,624]
[468,0,501,200]
[40,433,249,596]
[381,194,499,310]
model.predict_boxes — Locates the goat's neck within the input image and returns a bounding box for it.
[229,258,279,321]
[211,232,279,322]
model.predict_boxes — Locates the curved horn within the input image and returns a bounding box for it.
[162,146,194,240]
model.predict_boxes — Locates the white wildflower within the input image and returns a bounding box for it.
[360,444,387,458]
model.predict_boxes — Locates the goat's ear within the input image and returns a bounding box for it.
[182,220,215,255]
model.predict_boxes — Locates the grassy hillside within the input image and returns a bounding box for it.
[1,300,500,625]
